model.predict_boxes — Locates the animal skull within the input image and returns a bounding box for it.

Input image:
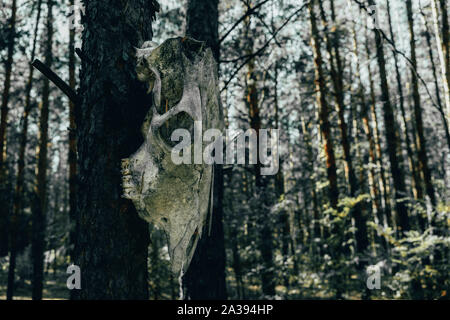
[121,38,223,276]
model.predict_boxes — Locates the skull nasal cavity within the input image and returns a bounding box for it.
[159,111,195,147]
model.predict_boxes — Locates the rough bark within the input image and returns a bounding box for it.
[72,0,158,300]
[185,0,219,61]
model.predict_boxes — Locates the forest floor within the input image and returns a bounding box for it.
[0,264,364,300]
[0,271,69,300]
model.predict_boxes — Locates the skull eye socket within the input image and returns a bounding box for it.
[159,111,195,148]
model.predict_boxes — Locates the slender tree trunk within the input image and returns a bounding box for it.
[299,115,321,270]
[349,14,382,224]
[405,0,436,207]
[182,0,227,300]
[318,0,368,254]
[68,0,79,302]
[235,3,276,298]
[226,181,245,299]
[6,242,17,300]
[310,0,347,298]
[0,0,17,171]
[273,63,292,291]
[300,116,321,241]
[32,0,54,300]
[73,0,158,300]
[7,0,43,301]
[247,56,275,298]
[437,0,449,83]
[68,0,78,268]
[308,0,339,209]
[230,235,244,299]
[3,1,18,300]
[364,27,393,227]
[386,0,423,202]
[366,1,410,233]
[419,4,450,152]
[431,0,450,118]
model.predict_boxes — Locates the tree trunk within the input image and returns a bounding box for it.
[0,0,17,171]
[308,0,339,209]
[405,0,436,206]
[182,0,227,300]
[349,14,382,224]
[386,0,423,202]
[366,0,410,233]
[310,0,347,298]
[273,63,291,291]
[431,0,450,118]
[364,26,393,227]
[226,180,245,299]
[318,0,368,255]
[234,3,276,298]
[185,0,219,61]
[7,0,43,301]
[32,0,54,300]
[419,4,450,152]
[73,0,158,300]
[247,56,276,298]
[299,116,321,243]
[68,0,78,266]
[3,1,18,299]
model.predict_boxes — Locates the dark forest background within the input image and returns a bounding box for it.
[0,0,449,300]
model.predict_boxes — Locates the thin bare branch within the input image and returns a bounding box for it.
[219,0,270,44]
[351,0,440,111]
[221,2,309,92]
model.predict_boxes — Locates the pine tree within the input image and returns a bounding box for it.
[73,0,158,299]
